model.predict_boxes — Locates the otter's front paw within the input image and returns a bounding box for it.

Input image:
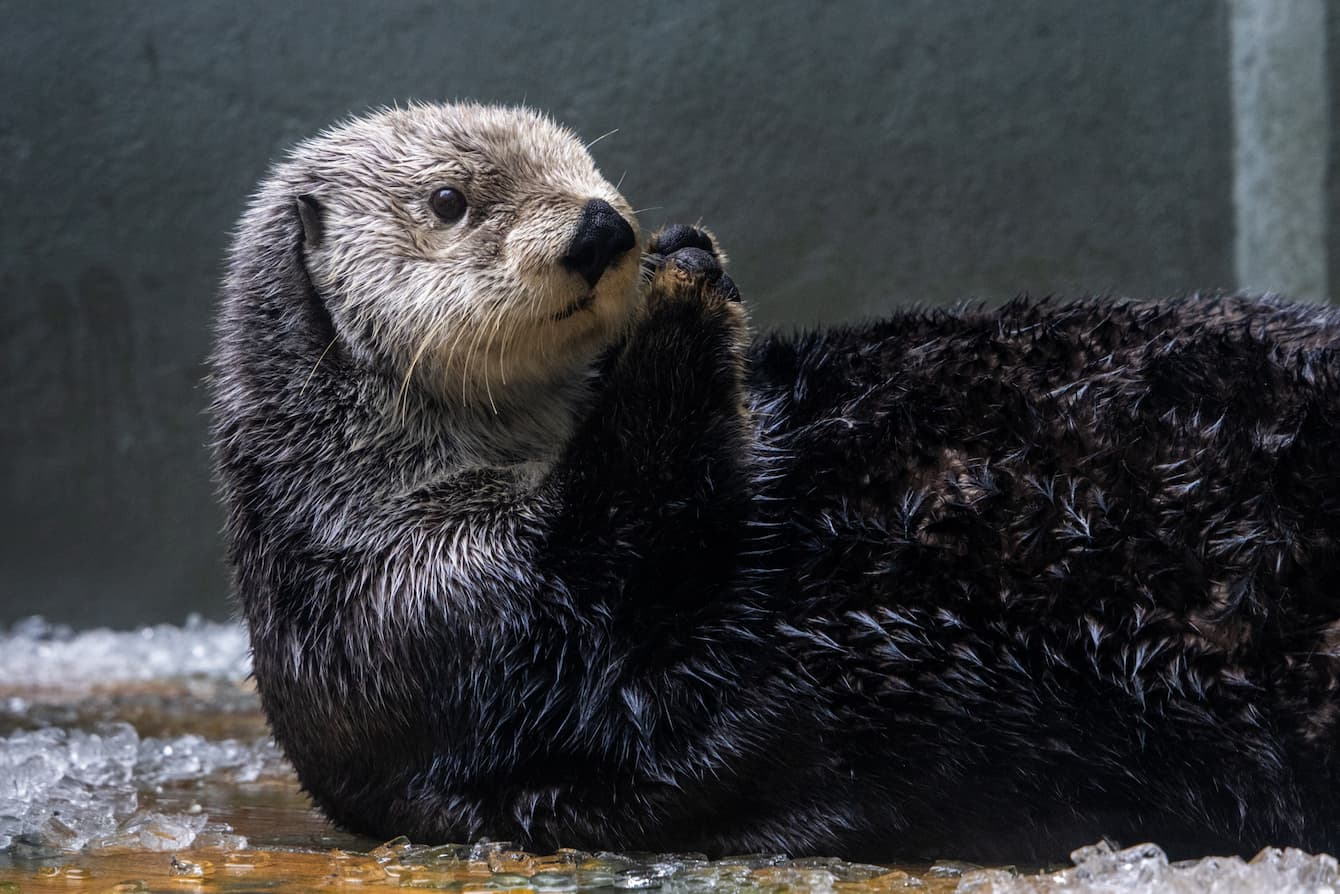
[643,225,742,306]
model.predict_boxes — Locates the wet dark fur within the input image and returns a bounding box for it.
[213,209,1340,862]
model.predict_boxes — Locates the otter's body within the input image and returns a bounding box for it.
[212,104,1340,863]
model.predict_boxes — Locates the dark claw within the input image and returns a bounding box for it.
[716,273,741,303]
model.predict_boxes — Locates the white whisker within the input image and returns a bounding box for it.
[460,301,497,410]
[585,128,619,150]
[482,319,499,416]
[397,308,450,419]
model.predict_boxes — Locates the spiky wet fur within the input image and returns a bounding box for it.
[211,103,1340,863]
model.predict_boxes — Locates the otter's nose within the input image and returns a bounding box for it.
[561,199,636,288]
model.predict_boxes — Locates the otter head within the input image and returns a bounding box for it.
[247,102,641,405]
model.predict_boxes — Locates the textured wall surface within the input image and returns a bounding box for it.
[1329,2,1340,304]
[0,1,1259,624]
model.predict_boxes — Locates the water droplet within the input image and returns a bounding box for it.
[167,855,214,879]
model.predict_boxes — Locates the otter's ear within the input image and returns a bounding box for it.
[295,194,324,250]
[288,194,337,344]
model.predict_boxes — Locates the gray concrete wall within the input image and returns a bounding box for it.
[0,0,1321,626]
[1328,1,1340,302]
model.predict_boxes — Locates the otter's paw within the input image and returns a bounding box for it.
[643,225,742,307]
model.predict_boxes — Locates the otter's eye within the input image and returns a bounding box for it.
[429,187,467,223]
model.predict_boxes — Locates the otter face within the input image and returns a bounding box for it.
[273,103,641,403]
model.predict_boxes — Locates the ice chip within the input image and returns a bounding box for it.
[929,859,983,879]
[1250,846,1340,889]
[956,868,1018,892]
[532,870,580,890]
[614,866,671,889]
[490,848,541,875]
[137,734,205,784]
[122,811,208,852]
[329,850,387,883]
[1,752,65,801]
[24,810,112,852]
[370,834,416,865]
[96,723,140,764]
[192,821,248,851]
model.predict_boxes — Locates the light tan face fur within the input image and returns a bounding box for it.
[276,103,641,403]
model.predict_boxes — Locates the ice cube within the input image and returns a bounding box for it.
[120,811,207,852]
[192,821,249,851]
[929,859,984,878]
[329,850,386,883]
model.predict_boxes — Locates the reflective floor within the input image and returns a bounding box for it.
[1,620,1336,893]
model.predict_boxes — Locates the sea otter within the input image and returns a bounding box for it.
[210,102,1340,863]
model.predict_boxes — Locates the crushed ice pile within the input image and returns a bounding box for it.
[0,616,275,857]
[0,721,286,855]
[953,841,1340,893]
[0,615,250,687]
[303,838,1340,893]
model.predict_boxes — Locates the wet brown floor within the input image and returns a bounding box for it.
[0,678,970,893]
